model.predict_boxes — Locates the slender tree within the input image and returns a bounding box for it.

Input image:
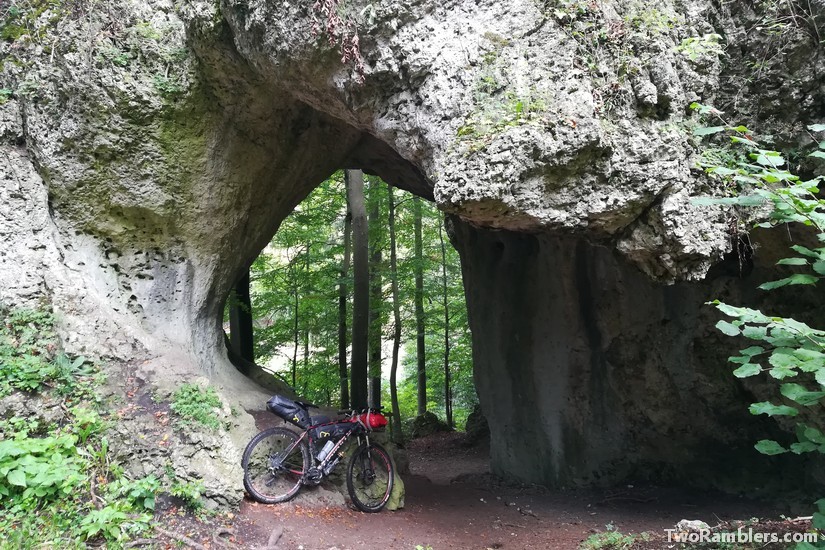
[291,256,299,388]
[387,186,404,442]
[439,218,453,428]
[302,245,311,393]
[338,183,352,409]
[368,181,383,409]
[413,196,427,415]
[347,169,369,410]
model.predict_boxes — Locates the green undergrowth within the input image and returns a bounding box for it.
[0,305,203,547]
[170,382,223,430]
[580,524,651,549]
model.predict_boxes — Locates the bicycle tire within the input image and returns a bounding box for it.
[346,441,394,513]
[242,427,309,504]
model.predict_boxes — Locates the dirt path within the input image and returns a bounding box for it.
[229,423,786,550]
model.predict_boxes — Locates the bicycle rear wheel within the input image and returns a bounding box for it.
[346,441,394,512]
[242,427,309,504]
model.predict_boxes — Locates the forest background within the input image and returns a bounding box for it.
[226,171,477,439]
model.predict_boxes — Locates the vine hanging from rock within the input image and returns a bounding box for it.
[310,0,365,83]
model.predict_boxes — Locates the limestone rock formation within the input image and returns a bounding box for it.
[1,0,823,502]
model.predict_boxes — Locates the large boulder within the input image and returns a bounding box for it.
[411,411,451,439]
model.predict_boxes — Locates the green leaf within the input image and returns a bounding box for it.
[716,320,741,336]
[813,261,825,275]
[769,348,799,369]
[794,348,825,362]
[776,257,808,266]
[810,151,825,160]
[749,401,798,416]
[759,278,792,290]
[786,273,820,286]
[791,245,820,258]
[759,274,819,290]
[7,469,26,487]
[730,135,758,148]
[816,498,825,514]
[809,123,825,132]
[803,426,825,445]
[753,439,787,455]
[799,360,824,373]
[780,383,825,405]
[790,441,817,454]
[742,325,768,340]
[814,512,825,530]
[769,366,797,379]
[694,126,726,136]
[753,152,785,167]
[733,363,761,378]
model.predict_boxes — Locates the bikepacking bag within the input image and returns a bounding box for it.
[357,411,388,431]
[312,421,356,442]
[266,395,310,428]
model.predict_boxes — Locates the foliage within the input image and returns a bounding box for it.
[0,307,98,397]
[0,433,85,500]
[579,523,648,549]
[0,307,57,394]
[170,383,224,430]
[696,113,825,545]
[242,173,477,428]
[0,306,163,546]
[677,33,724,62]
[169,478,206,511]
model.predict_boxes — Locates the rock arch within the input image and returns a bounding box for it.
[2,0,824,503]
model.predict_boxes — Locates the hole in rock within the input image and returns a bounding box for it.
[221,170,476,432]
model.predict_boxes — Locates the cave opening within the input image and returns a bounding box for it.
[219,168,477,431]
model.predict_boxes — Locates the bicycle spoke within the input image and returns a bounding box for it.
[243,427,309,504]
[347,443,393,512]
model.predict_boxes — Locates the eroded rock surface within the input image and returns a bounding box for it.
[1,0,823,499]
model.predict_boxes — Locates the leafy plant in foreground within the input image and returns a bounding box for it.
[695,110,825,543]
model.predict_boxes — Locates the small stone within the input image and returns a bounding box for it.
[676,519,711,533]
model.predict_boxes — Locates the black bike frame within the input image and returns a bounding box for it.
[278,420,371,477]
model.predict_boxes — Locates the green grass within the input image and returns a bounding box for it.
[170,383,223,430]
[580,524,649,549]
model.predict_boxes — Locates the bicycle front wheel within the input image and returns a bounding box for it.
[242,427,309,504]
[346,441,394,512]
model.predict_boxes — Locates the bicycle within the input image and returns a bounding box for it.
[242,394,395,513]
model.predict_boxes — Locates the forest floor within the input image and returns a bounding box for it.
[148,417,817,550]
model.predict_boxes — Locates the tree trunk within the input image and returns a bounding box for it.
[303,245,310,378]
[414,196,427,415]
[338,184,352,410]
[439,219,453,429]
[368,181,383,409]
[291,270,299,388]
[387,186,404,443]
[347,169,369,410]
[228,270,254,367]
